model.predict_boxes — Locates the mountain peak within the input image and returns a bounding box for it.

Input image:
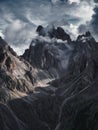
[0,37,8,48]
[36,25,71,41]
[77,31,96,43]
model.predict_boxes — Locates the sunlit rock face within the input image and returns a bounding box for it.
[0,37,51,102]
[0,26,98,130]
[0,37,37,102]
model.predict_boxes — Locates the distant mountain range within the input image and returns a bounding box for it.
[0,25,98,130]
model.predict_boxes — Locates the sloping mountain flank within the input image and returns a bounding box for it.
[0,26,98,130]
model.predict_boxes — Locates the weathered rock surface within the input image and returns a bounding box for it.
[22,34,73,78]
[0,37,52,102]
[0,28,98,130]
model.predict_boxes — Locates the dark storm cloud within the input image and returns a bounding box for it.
[94,0,98,3]
[91,7,98,34]
[78,0,98,38]
[78,24,88,33]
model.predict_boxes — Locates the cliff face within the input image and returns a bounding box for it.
[0,36,52,102]
[22,26,73,78]
[0,27,98,130]
[22,40,72,78]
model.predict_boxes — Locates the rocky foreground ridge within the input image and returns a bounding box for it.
[0,26,98,130]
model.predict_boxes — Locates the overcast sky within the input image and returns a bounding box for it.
[0,0,98,54]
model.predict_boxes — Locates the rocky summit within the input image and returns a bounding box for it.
[0,26,98,130]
